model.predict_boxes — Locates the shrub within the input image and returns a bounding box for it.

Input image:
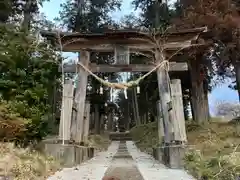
[0,100,52,147]
[0,101,28,142]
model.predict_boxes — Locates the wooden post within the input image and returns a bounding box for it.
[166,79,188,169]
[74,51,90,143]
[59,79,74,142]
[156,100,165,142]
[156,51,175,166]
[83,100,90,143]
[170,79,187,142]
[70,102,77,140]
[156,52,173,144]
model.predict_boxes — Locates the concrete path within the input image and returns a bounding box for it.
[47,141,119,180]
[103,141,144,180]
[47,141,195,180]
[126,141,195,180]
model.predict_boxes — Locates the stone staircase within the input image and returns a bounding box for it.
[114,141,132,158]
[103,141,144,180]
[109,131,132,141]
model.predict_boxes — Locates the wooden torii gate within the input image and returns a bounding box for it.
[41,27,210,168]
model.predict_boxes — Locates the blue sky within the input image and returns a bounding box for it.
[40,0,239,115]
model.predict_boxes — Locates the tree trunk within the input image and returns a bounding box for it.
[132,90,137,125]
[180,0,196,8]
[94,104,100,134]
[203,79,210,119]
[133,88,140,125]
[107,111,113,131]
[182,91,190,121]
[75,0,85,31]
[143,91,149,124]
[89,112,94,133]
[234,62,240,102]
[132,88,140,125]
[100,114,105,133]
[22,0,32,31]
[125,100,130,130]
[0,1,11,23]
[189,57,209,124]
[143,113,147,124]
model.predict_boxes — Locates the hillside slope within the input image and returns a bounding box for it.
[130,121,240,179]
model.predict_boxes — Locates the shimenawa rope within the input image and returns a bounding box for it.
[77,60,169,89]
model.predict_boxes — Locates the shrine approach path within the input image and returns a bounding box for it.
[47,141,195,180]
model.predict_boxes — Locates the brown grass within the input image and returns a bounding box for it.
[0,143,61,180]
[87,134,111,151]
[130,120,240,179]
[186,121,240,157]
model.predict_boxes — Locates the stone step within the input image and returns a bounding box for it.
[109,132,132,141]
[114,155,132,158]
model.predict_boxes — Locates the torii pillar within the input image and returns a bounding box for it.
[74,51,90,144]
[156,51,188,168]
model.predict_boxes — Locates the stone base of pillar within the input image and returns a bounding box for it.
[168,144,186,169]
[152,147,164,162]
[41,139,94,167]
[152,144,186,169]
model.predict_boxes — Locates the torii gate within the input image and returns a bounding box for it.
[41,27,210,168]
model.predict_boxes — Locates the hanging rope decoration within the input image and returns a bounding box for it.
[77,60,169,89]
[56,31,202,90]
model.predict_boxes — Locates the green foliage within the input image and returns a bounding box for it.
[0,101,28,142]
[58,0,121,32]
[0,24,61,146]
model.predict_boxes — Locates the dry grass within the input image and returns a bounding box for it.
[87,134,111,151]
[185,121,240,179]
[130,121,159,153]
[186,121,240,157]
[0,143,61,180]
[130,120,240,179]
